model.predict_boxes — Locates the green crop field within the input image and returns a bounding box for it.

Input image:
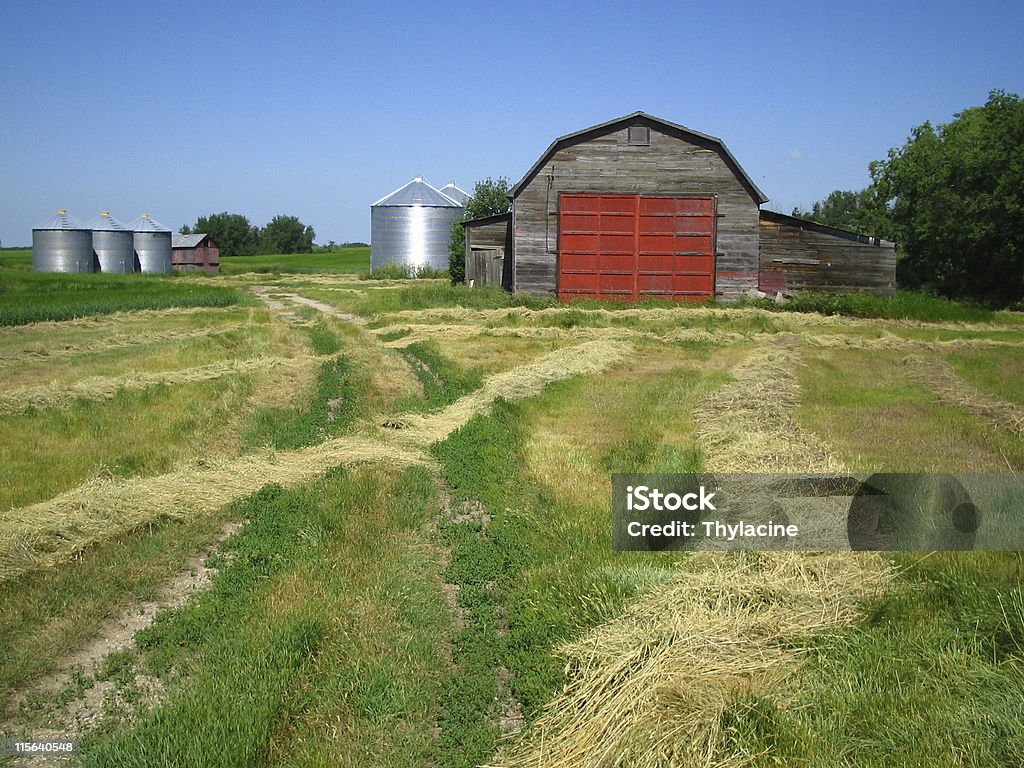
[1,271,1022,767]
[218,246,370,275]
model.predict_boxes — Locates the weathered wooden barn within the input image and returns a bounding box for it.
[465,112,895,300]
[171,233,220,275]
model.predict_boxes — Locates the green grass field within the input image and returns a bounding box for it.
[1,270,1022,767]
[0,270,245,326]
[218,247,369,275]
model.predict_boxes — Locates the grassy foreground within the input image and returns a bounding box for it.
[1,271,1023,766]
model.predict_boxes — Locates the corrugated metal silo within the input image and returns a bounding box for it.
[88,212,135,273]
[371,178,464,273]
[129,214,172,274]
[439,182,470,206]
[32,211,95,273]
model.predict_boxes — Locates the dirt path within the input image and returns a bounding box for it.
[249,285,367,325]
[2,521,245,764]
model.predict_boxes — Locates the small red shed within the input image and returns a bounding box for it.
[171,233,220,275]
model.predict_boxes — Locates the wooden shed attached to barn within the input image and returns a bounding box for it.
[476,111,895,302]
[171,233,220,275]
[758,210,895,296]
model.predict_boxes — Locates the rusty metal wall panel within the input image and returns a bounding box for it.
[558,194,716,302]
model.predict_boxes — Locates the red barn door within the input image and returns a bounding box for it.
[558,194,716,302]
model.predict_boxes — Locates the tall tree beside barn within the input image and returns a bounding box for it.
[875,90,1023,304]
[449,177,512,284]
[182,212,259,257]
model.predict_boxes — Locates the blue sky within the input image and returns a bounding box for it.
[1,0,1021,246]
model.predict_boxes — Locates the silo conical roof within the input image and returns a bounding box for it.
[128,214,171,232]
[438,182,470,205]
[87,212,131,231]
[372,177,462,207]
[34,210,88,230]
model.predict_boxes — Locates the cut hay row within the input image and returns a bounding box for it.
[495,340,887,768]
[380,304,1011,332]
[0,305,243,336]
[803,332,1024,351]
[384,339,633,446]
[0,323,251,367]
[0,438,430,582]
[693,339,845,473]
[0,356,315,414]
[0,339,630,582]
[906,354,1024,437]
[494,552,891,768]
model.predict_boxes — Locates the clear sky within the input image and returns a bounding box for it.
[1,0,1021,246]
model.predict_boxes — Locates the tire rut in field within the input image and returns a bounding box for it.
[0,521,245,758]
[906,354,1024,438]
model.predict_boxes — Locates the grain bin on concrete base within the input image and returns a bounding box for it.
[371,178,464,273]
[88,212,135,273]
[129,214,172,274]
[32,211,95,273]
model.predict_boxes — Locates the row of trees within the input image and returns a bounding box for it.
[792,90,1024,305]
[180,213,316,257]
[448,177,512,283]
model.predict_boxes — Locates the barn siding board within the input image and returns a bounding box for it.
[512,125,760,300]
[758,212,895,295]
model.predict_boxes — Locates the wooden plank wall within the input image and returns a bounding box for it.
[758,217,895,296]
[512,126,760,299]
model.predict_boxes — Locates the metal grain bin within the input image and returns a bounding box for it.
[88,212,135,273]
[128,214,172,274]
[371,178,464,273]
[438,182,470,206]
[32,210,95,273]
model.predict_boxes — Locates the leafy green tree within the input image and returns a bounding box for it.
[792,188,888,234]
[260,215,316,254]
[188,212,259,257]
[449,177,512,284]
[870,90,1024,304]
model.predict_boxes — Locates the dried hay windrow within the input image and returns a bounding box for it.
[694,340,844,474]
[0,323,250,367]
[387,339,633,446]
[0,306,241,336]
[0,437,429,582]
[0,356,316,414]
[906,354,1024,437]
[804,332,1024,352]
[495,551,889,768]
[382,304,1016,334]
[0,339,629,581]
